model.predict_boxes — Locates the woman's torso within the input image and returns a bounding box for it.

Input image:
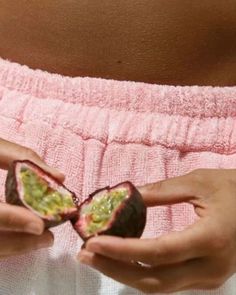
[0,0,236,85]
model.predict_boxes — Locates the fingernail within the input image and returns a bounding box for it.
[40,162,65,181]
[24,222,44,235]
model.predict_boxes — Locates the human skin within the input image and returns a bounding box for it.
[0,0,236,85]
[79,169,236,293]
[0,138,64,258]
[1,0,236,291]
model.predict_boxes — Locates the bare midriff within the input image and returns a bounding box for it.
[0,1,236,85]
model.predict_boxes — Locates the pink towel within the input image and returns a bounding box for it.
[0,57,235,295]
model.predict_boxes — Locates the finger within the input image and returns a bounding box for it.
[78,250,206,293]
[86,221,208,266]
[31,155,65,183]
[0,138,65,181]
[137,172,204,206]
[0,203,44,235]
[0,230,54,257]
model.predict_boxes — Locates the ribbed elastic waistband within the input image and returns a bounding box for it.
[1,58,236,117]
[0,57,236,154]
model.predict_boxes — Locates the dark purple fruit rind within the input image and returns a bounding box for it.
[5,161,23,206]
[72,181,147,241]
[5,160,78,228]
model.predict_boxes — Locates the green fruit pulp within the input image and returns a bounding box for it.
[82,189,128,235]
[20,168,75,220]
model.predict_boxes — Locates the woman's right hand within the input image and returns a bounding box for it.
[0,137,65,259]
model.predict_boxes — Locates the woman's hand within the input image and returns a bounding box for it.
[78,169,236,293]
[0,138,64,259]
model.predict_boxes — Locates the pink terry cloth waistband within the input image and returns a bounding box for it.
[0,57,236,154]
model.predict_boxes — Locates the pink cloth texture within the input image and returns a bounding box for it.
[0,57,235,295]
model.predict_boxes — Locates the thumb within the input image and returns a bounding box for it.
[31,157,65,183]
[137,173,199,206]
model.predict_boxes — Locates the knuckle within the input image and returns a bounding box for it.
[187,169,221,195]
[201,223,231,253]
[188,169,206,183]
[210,232,230,252]
[152,243,169,264]
[154,237,178,261]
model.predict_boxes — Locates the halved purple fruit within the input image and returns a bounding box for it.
[72,181,147,241]
[5,160,78,228]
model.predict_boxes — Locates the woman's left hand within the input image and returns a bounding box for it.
[78,169,236,293]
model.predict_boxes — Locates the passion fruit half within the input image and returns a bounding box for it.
[5,160,78,227]
[72,181,146,241]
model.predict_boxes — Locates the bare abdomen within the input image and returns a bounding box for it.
[0,0,236,85]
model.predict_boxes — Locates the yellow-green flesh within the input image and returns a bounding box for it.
[20,168,75,220]
[82,189,128,235]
